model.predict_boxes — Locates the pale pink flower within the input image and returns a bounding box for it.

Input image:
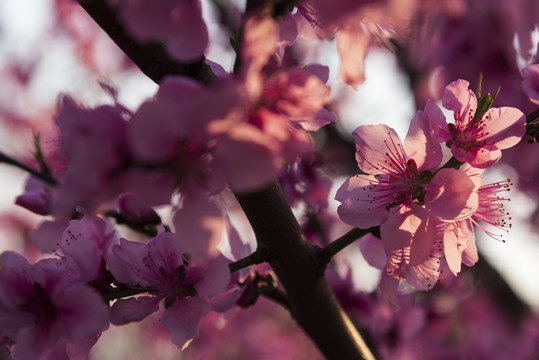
[0,252,109,360]
[117,193,161,226]
[107,232,230,349]
[336,101,476,229]
[442,219,478,277]
[437,79,527,168]
[337,102,477,287]
[521,63,539,105]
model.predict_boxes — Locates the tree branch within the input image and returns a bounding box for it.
[76,1,376,357]
[318,227,377,266]
[0,151,58,185]
[235,181,375,360]
[228,247,271,273]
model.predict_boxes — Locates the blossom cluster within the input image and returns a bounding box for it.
[336,79,526,306]
[0,9,339,359]
[0,0,536,359]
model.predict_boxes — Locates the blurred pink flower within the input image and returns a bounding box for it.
[0,252,109,360]
[57,214,118,284]
[261,64,336,131]
[15,177,51,216]
[522,63,539,105]
[53,95,130,215]
[107,232,230,350]
[114,0,208,61]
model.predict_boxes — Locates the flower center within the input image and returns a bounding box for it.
[447,108,490,151]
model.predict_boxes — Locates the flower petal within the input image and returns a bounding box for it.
[425,168,477,221]
[481,107,526,150]
[404,100,444,170]
[353,124,405,175]
[336,175,390,229]
[110,296,161,325]
[162,297,211,350]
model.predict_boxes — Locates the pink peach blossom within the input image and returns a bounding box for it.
[0,252,109,360]
[107,232,230,349]
[437,79,527,168]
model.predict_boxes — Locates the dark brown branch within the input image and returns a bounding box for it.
[258,285,290,309]
[319,227,377,266]
[77,0,215,85]
[235,181,375,360]
[228,248,271,273]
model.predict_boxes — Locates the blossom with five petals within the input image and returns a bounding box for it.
[336,101,477,285]
[107,232,230,350]
[434,79,526,168]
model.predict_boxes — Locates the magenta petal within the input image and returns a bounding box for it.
[15,188,50,216]
[108,238,147,285]
[110,296,161,325]
[425,168,477,221]
[188,255,230,298]
[173,193,225,260]
[166,1,209,62]
[336,175,389,228]
[29,220,70,253]
[162,297,211,350]
[120,0,208,62]
[53,285,110,341]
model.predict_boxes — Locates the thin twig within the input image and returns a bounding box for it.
[319,227,377,266]
[104,210,159,238]
[258,285,290,309]
[228,248,271,273]
[0,151,58,185]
